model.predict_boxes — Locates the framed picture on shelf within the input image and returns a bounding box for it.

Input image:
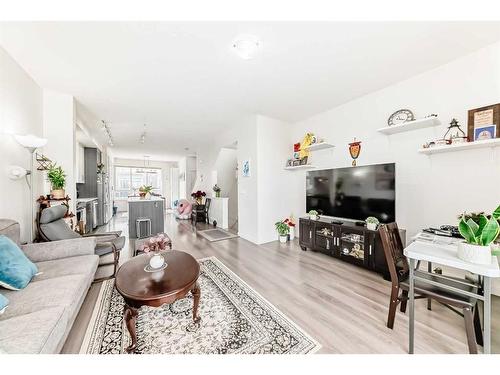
[468,103,500,141]
[292,160,301,167]
[299,156,308,165]
[285,159,293,167]
[474,125,496,141]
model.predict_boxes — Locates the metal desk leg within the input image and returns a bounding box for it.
[409,258,415,354]
[484,276,491,354]
[427,261,432,311]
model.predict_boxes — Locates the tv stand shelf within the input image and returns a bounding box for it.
[299,217,397,277]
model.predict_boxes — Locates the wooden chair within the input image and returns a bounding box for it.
[191,198,211,226]
[379,223,480,354]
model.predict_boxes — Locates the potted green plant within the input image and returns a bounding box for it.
[47,165,66,199]
[457,205,500,264]
[308,210,319,220]
[139,185,153,199]
[213,184,221,198]
[275,221,290,243]
[365,216,380,231]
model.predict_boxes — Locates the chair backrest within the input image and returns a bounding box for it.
[205,198,211,212]
[38,205,81,242]
[378,222,409,285]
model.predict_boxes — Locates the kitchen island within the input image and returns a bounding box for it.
[128,196,165,238]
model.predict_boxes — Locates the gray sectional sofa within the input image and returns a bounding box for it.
[0,219,98,354]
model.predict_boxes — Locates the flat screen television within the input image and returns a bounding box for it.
[306,163,395,223]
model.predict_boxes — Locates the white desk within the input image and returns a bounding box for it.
[404,241,500,354]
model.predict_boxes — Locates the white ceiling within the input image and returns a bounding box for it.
[1,21,500,160]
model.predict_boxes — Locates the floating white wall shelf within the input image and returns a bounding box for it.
[418,138,500,155]
[284,165,317,170]
[377,117,441,135]
[303,142,335,151]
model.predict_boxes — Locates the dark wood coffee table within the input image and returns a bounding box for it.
[114,250,201,353]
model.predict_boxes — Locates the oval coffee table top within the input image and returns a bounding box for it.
[115,250,200,303]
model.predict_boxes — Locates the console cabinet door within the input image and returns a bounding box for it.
[299,219,314,248]
[338,227,370,268]
[314,222,335,255]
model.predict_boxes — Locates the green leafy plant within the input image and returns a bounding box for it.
[308,210,318,216]
[47,165,66,190]
[458,205,500,246]
[139,185,153,194]
[275,221,290,236]
[365,216,379,224]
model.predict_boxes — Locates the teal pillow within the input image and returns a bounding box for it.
[0,293,8,314]
[0,235,38,290]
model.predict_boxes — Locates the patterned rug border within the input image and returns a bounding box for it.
[80,256,321,354]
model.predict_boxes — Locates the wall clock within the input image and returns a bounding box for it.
[387,109,415,126]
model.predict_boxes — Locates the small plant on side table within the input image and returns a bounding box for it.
[308,210,319,220]
[47,165,66,199]
[457,205,500,264]
[365,216,380,231]
[213,184,221,198]
[139,185,153,199]
[275,221,290,244]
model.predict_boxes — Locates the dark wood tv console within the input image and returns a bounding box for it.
[299,217,404,278]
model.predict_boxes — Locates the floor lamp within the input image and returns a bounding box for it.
[13,134,48,242]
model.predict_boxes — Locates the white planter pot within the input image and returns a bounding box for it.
[309,215,318,220]
[366,222,378,231]
[457,242,492,265]
[289,226,295,240]
[279,235,288,244]
[149,253,166,269]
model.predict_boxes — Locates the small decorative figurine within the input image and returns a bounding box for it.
[348,138,362,166]
[443,118,468,144]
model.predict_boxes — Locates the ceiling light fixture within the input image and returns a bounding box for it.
[232,34,262,60]
[101,120,114,147]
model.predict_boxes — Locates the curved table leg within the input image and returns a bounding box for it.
[191,282,201,323]
[124,304,139,353]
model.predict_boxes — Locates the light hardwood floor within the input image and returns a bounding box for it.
[62,213,500,354]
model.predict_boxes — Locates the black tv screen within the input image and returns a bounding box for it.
[306,163,395,223]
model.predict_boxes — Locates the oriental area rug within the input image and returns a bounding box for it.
[80,257,320,354]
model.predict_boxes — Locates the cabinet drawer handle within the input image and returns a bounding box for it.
[326,239,330,250]
[309,230,312,239]
[369,244,372,255]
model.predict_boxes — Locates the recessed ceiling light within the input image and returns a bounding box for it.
[232,35,261,60]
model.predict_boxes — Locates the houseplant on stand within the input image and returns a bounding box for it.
[47,165,66,199]
[365,216,380,231]
[275,221,290,243]
[284,216,296,240]
[457,205,500,265]
[308,210,319,220]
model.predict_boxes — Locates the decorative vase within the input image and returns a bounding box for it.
[367,222,377,231]
[457,242,492,265]
[51,189,65,199]
[196,197,203,205]
[279,235,288,244]
[139,192,146,199]
[289,226,295,240]
[215,191,221,198]
[149,253,166,269]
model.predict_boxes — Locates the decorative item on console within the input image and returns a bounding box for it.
[138,185,153,199]
[348,138,362,166]
[212,184,221,198]
[307,210,319,220]
[365,216,380,231]
[467,103,500,142]
[387,109,415,126]
[457,205,500,265]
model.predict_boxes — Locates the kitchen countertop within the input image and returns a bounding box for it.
[128,196,165,203]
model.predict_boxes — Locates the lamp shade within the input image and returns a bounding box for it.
[7,165,30,180]
[13,134,47,150]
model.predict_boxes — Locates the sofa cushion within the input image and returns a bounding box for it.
[0,307,67,354]
[34,254,99,282]
[39,205,67,224]
[0,220,20,245]
[0,293,8,314]
[0,235,38,290]
[0,274,90,322]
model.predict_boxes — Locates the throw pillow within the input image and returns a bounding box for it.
[0,293,8,314]
[0,235,38,290]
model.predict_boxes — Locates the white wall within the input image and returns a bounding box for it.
[289,41,500,241]
[43,90,76,213]
[213,147,238,225]
[0,46,43,242]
